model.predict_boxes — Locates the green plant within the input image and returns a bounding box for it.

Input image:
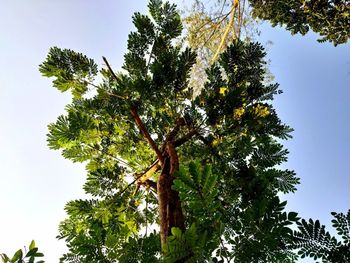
[1,241,44,263]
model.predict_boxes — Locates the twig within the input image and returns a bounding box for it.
[102,56,129,100]
[196,11,231,47]
[102,56,119,82]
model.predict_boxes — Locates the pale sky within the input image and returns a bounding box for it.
[0,1,349,262]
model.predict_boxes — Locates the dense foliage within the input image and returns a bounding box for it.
[293,210,350,262]
[38,1,303,262]
[2,1,349,263]
[250,0,350,45]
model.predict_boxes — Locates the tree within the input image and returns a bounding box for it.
[183,0,260,58]
[182,0,349,92]
[184,0,350,51]
[38,0,302,262]
[182,0,263,92]
[249,0,350,45]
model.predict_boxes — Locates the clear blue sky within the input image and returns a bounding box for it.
[0,1,349,262]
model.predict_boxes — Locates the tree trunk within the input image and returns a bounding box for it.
[157,142,185,252]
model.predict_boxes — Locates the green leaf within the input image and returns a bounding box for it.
[29,240,35,251]
[39,47,98,98]
[10,250,22,262]
[1,254,10,262]
[171,227,182,237]
[288,211,298,221]
[25,248,38,258]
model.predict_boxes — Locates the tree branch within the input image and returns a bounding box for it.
[102,56,119,82]
[141,179,157,191]
[173,129,198,147]
[161,117,186,151]
[130,106,164,164]
[211,0,239,63]
[118,159,160,196]
[138,159,161,184]
[102,56,129,100]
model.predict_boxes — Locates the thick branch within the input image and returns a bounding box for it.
[130,106,164,164]
[166,142,179,175]
[161,117,186,151]
[173,129,198,147]
[142,179,157,191]
[138,160,161,184]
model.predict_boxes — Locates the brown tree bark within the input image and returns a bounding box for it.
[157,142,185,250]
[130,106,164,164]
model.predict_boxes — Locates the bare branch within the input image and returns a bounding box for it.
[211,0,239,63]
[161,117,186,151]
[138,159,161,183]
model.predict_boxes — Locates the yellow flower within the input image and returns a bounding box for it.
[212,138,221,146]
[219,87,228,96]
[233,107,245,120]
[254,104,270,118]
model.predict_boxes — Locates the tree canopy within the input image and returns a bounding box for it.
[38,0,302,261]
[250,0,350,45]
[184,0,350,49]
[1,0,349,262]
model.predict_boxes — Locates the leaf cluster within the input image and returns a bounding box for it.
[1,241,44,263]
[293,209,350,262]
[39,47,98,97]
[249,0,350,45]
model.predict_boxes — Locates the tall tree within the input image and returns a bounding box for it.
[35,0,349,262]
[39,0,300,262]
